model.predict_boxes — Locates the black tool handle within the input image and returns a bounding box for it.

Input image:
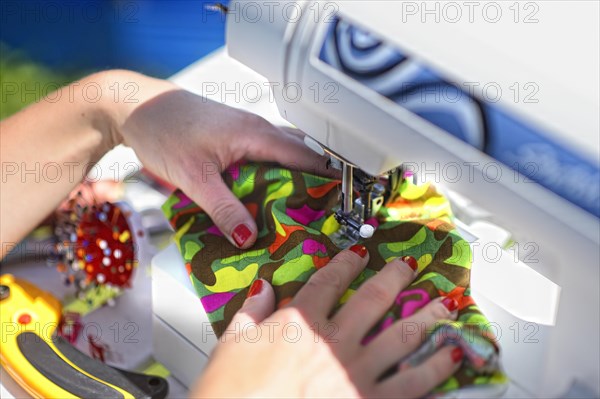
[17,332,168,399]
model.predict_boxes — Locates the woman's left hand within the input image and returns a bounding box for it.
[0,70,329,253]
[109,71,331,249]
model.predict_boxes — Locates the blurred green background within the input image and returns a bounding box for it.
[0,43,79,119]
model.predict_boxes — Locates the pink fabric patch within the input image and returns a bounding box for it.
[201,292,236,313]
[286,205,326,225]
[396,288,431,318]
[302,239,327,255]
[173,192,193,209]
[226,163,241,180]
[207,225,224,236]
[365,217,379,228]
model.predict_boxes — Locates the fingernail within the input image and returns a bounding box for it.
[401,255,418,272]
[232,223,252,247]
[451,347,464,363]
[442,297,459,312]
[349,244,368,258]
[247,279,264,298]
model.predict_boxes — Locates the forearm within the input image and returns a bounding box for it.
[0,70,175,257]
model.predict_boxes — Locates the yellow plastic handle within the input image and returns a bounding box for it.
[0,274,134,399]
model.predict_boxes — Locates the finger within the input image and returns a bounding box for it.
[230,279,276,326]
[242,124,337,178]
[289,245,369,321]
[375,345,463,398]
[185,166,257,249]
[277,127,339,178]
[333,257,418,343]
[277,126,306,139]
[358,296,459,381]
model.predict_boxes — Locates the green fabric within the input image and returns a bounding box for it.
[163,162,507,393]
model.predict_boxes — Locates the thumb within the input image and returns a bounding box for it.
[233,279,276,325]
[186,164,257,249]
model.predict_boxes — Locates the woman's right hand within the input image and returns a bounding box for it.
[192,245,461,398]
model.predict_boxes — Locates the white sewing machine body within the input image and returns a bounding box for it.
[152,2,599,397]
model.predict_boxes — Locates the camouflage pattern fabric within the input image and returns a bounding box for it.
[163,162,507,394]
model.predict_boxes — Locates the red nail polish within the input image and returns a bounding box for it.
[247,279,264,298]
[232,224,252,247]
[401,255,418,272]
[349,244,368,258]
[451,347,464,363]
[442,297,459,312]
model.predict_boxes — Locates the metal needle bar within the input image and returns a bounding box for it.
[342,162,353,214]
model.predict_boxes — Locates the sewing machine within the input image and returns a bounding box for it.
[152,2,599,397]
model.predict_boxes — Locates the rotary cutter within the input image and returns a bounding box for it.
[0,274,168,399]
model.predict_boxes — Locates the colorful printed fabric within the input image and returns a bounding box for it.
[163,162,507,394]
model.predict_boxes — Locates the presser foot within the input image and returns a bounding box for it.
[330,226,359,249]
[331,210,376,249]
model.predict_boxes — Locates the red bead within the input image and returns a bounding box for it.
[18,313,32,325]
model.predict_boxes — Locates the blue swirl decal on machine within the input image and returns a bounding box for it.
[319,17,600,218]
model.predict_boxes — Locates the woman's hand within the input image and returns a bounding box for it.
[110,72,331,249]
[193,246,462,398]
[0,70,329,251]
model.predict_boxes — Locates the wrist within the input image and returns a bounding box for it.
[86,71,133,151]
[91,70,177,150]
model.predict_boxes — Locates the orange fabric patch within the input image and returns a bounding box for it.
[307,181,340,198]
[277,297,292,309]
[426,219,446,231]
[313,255,331,269]
[246,203,258,219]
[268,224,304,254]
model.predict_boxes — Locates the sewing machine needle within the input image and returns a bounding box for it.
[342,162,353,214]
